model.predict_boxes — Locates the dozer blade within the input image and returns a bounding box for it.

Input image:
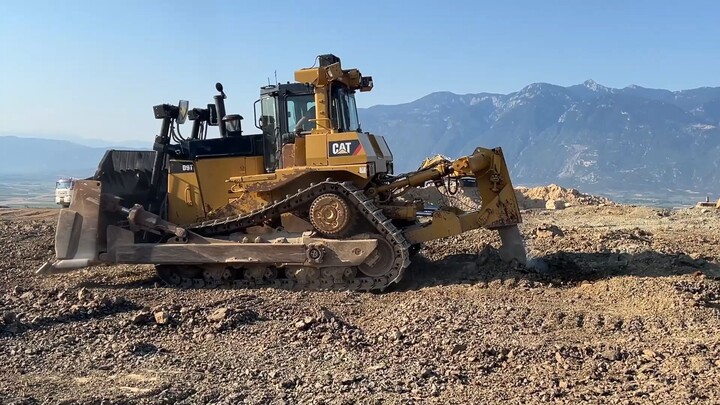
[38,180,102,274]
[497,225,527,266]
[401,146,528,266]
[37,179,382,275]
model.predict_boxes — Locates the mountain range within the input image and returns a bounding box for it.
[2,80,719,199]
[359,80,720,195]
[0,136,146,179]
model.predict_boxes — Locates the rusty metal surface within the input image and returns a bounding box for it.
[38,180,103,274]
[109,238,377,267]
[309,193,353,236]
[55,180,100,260]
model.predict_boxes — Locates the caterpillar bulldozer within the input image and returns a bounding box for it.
[37,54,527,292]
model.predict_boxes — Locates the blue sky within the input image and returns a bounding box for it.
[1,0,718,142]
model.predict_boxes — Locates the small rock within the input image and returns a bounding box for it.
[3,311,18,324]
[451,343,467,355]
[390,330,403,341]
[295,318,312,331]
[20,291,34,300]
[602,348,621,361]
[420,368,433,378]
[642,349,661,360]
[12,286,23,295]
[208,307,229,322]
[545,199,566,210]
[340,375,357,385]
[98,295,113,307]
[535,224,565,239]
[111,296,127,306]
[78,287,92,301]
[154,311,170,325]
[131,311,151,325]
[318,307,335,322]
[477,244,497,265]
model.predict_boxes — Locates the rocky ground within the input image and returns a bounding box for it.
[1,198,720,404]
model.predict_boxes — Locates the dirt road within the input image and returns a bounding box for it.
[1,205,719,404]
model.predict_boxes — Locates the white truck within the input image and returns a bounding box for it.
[55,178,74,208]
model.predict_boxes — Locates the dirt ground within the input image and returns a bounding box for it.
[1,202,719,404]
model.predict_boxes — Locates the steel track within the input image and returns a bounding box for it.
[156,180,411,292]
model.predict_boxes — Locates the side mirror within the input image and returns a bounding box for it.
[207,103,218,126]
[177,100,189,124]
[216,82,226,98]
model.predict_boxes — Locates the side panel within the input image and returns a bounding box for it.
[195,156,265,212]
[293,137,307,167]
[167,160,205,225]
[366,134,392,174]
[326,132,368,166]
[245,156,265,176]
[305,133,328,166]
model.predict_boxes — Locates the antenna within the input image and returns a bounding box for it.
[274,70,278,85]
[267,77,271,86]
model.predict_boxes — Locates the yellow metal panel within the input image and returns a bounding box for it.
[294,137,307,167]
[294,68,319,84]
[195,156,251,212]
[245,156,265,175]
[167,160,205,225]
[305,133,328,166]
[228,164,369,191]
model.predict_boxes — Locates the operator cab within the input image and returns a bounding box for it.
[257,83,361,135]
[151,53,373,182]
[255,80,363,172]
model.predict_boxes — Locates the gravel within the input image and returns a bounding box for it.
[1,205,719,404]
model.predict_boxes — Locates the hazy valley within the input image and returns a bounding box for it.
[2,80,719,208]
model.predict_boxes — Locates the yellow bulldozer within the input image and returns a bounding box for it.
[38,54,527,292]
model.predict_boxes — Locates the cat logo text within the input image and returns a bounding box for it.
[328,140,362,157]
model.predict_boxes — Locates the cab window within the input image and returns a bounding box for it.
[286,94,315,132]
[331,87,361,132]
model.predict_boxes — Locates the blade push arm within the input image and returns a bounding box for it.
[385,147,526,264]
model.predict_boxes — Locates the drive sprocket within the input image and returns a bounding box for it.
[309,193,354,237]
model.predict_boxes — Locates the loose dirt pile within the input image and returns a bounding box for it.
[516,184,614,209]
[1,204,720,404]
[404,182,613,211]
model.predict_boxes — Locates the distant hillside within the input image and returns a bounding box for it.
[359,81,720,194]
[4,79,720,200]
[0,136,148,178]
